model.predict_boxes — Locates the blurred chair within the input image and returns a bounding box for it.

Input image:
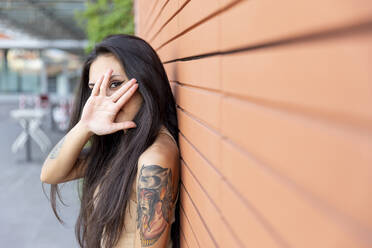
[10,108,51,162]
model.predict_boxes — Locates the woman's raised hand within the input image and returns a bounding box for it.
[79,68,139,136]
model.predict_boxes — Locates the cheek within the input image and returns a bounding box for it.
[114,93,142,121]
[114,109,127,122]
[123,97,138,114]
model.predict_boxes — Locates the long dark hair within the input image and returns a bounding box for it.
[47,34,180,248]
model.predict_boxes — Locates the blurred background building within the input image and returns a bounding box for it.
[0,0,86,101]
[0,1,134,247]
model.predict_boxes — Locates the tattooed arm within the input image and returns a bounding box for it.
[133,147,180,248]
[40,121,93,184]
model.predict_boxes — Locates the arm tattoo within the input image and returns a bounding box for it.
[49,137,65,159]
[136,164,173,247]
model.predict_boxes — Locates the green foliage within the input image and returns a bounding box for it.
[74,0,134,54]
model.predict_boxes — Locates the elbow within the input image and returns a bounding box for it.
[40,162,49,183]
[40,166,57,184]
[40,173,58,184]
[40,172,48,183]
[40,171,51,184]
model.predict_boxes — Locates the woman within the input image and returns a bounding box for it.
[40,34,180,248]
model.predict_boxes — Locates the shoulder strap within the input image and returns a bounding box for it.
[159,127,177,146]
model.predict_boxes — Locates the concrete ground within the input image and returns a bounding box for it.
[0,102,80,248]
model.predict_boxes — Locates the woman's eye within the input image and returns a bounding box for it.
[109,81,124,89]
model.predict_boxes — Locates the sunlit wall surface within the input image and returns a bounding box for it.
[134,0,372,247]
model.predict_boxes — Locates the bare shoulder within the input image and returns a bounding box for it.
[138,129,179,166]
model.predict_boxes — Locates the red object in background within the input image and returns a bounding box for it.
[0,33,11,39]
[39,94,49,108]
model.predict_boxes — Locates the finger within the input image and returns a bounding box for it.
[114,83,138,111]
[111,121,137,132]
[91,74,104,96]
[110,78,137,102]
[100,68,113,96]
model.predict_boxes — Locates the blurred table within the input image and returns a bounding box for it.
[10,108,51,162]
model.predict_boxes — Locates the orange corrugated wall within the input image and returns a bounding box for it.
[133,0,372,247]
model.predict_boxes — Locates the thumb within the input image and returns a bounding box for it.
[112,121,137,132]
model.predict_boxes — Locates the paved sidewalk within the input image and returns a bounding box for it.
[0,102,80,248]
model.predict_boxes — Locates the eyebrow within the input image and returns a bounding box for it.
[88,74,122,87]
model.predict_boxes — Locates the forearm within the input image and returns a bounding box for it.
[40,121,93,184]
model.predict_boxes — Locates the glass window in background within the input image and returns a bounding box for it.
[0,49,41,94]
